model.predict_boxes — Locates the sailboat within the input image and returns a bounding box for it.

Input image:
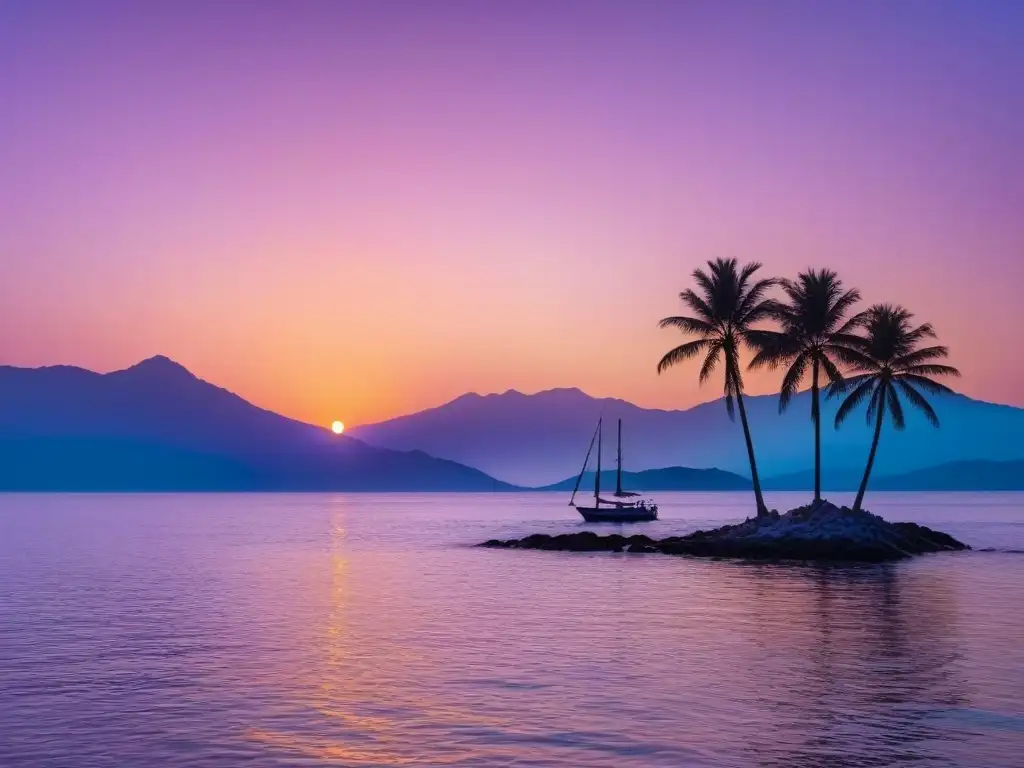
[569,417,658,523]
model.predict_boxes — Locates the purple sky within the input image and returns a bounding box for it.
[1,1,1021,427]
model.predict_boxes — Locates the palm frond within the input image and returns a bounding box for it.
[767,293,797,323]
[819,353,844,386]
[827,288,862,331]
[740,299,782,328]
[834,378,875,426]
[827,372,871,399]
[822,341,866,369]
[900,373,957,396]
[834,344,878,372]
[737,269,776,310]
[865,382,884,426]
[698,342,722,385]
[657,339,712,374]
[827,331,868,350]
[779,277,803,307]
[778,351,809,413]
[736,260,764,293]
[736,276,778,322]
[886,383,906,430]
[679,289,716,324]
[904,322,937,346]
[746,329,793,371]
[835,310,870,336]
[828,302,955,439]
[722,347,743,422]
[659,315,715,335]
[723,347,744,395]
[893,346,950,368]
[900,364,961,379]
[897,380,941,427]
[691,268,716,306]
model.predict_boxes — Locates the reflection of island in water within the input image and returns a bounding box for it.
[738,563,970,768]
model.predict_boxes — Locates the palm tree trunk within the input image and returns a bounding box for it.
[812,358,821,503]
[853,383,886,513]
[732,366,767,516]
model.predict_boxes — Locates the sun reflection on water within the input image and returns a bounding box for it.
[151,492,1024,767]
[0,493,1021,767]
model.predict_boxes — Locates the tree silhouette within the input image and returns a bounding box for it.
[658,258,777,516]
[748,269,865,502]
[829,304,960,512]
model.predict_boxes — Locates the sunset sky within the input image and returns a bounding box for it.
[2,1,1022,428]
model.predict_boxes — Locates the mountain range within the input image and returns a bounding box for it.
[541,467,753,493]
[1,356,1021,492]
[541,460,1024,494]
[349,386,1024,487]
[0,356,512,491]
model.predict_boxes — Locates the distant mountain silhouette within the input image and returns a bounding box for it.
[349,387,1024,486]
[537,461,1024,493]
[763,460,1024,492]
[762,467,865,491]
[540,466,752,493]
[0,357,513,491]
[873,460,1024,491]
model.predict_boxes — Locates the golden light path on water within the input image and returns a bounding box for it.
[246,499,510,765]
[1,492,1022,767]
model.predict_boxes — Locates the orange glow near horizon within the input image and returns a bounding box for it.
[1,4,1021,426]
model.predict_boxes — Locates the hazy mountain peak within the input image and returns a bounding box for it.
[0,358,512,491]
[536,386,589,398]
[443,386,595,408]
[351,385,1024,486]
[116,355,196,380]
[484,386,596,402]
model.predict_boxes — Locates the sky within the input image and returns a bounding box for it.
[1,1,1022,428]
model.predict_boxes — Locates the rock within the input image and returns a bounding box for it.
[626,543,656,553]
[890,521,965,551]
[478,501,970,562]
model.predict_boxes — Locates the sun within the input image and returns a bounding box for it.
[331,420,345,435]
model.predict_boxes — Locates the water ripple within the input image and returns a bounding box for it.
[1,492,1022,767]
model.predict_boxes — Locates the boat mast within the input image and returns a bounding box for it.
[616,418,623,496]
[594,418,602,503]
[569,419,601,506]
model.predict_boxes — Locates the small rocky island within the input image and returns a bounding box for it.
[481,500,969,562]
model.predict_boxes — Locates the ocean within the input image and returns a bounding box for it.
[1,491,1022,767]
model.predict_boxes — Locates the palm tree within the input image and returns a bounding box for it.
[658,258,777,516]
[830,304,960,512]
[748,269,866,503]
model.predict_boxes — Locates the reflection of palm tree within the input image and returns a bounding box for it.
[748,269,865,502]
[658,258,777,516]
[830,305,960,512]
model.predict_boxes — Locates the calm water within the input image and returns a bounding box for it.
[1,492,1022,767]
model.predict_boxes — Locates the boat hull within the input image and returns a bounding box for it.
[575,505,658,523]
